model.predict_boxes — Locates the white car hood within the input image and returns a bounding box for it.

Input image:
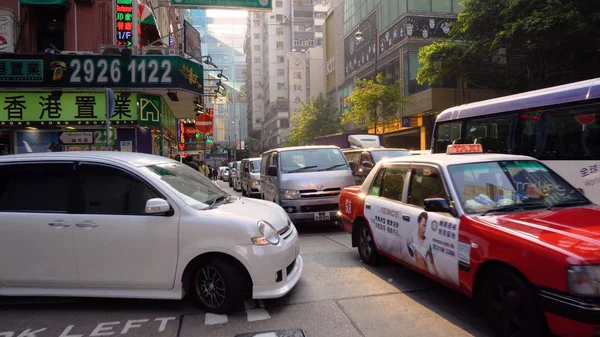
[215,197,289,231]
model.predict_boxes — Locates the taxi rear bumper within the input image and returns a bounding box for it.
[540,289,600,336]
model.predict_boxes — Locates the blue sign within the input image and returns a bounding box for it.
[402,117,410,127]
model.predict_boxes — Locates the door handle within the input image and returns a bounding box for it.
[402,215,411,221]
[75,223,98,228]
[48,222,70,227]
[365,203,371,209]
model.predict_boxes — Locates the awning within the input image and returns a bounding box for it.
[138,1,161,44]
[138,2,157,27]
[19,0,71,8]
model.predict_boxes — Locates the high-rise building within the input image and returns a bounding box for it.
[189,9,248,149]
[245,0,330,150]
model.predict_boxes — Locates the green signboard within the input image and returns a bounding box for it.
[139,94,161,127]
[0,55,204,94]
[0,92,138,127]
[160,97,177,136]
[170,0,271,11]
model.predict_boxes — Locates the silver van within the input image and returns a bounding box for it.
[240,157,262,198]
[261,146,355,224]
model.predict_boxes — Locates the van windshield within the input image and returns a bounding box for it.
[280,148,348,173]
[250,160,261,173]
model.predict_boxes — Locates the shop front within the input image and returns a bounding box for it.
[0,53,204,156]
[368,116,426,150]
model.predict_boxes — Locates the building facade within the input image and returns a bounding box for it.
[0,0,204,158]
[333,0,504,150]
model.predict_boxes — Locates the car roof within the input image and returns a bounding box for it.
[382,153,534,166]
[343,148,409,152]
[266,145,340,152]
[0,151,173,167]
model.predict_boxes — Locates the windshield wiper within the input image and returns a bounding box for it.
[480,203,547,216]
[318,163,347,171]
[287,165,318,173]
[207,194,229,209]
[547,200,590,210]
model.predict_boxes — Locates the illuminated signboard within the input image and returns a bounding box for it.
[116,0,134,46]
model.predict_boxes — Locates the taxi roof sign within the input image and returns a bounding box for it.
[446,144,483,154]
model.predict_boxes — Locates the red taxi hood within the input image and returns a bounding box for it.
[342,186,362,194]
[476,205,600,261]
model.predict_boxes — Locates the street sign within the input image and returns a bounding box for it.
[171,0,272,11]
[59,131,94,144]
[195,114,212,132]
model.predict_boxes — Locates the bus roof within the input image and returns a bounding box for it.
[437,77,600,122]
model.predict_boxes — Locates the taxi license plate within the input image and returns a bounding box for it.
[314,212,330,221]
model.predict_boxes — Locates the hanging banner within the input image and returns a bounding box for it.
[0,15,15,53]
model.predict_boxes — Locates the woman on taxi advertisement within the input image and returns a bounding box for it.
[407,212,439,277]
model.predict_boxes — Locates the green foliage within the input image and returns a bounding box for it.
[417,0,600,91]
[342,74,408,132]
[243,136,261,154]
[286,94,342,146]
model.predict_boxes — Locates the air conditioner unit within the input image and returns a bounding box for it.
[270,15,275,19]
[62,50,94,55]
[142,46,167,55]
[100,44,137,55]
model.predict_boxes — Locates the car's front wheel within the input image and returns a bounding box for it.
[357,222,379,265]
[191,258,243,314]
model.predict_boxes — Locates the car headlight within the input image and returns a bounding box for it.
[251,220,280,246]
[282,189,300,199]
[251,180,260,186]
[568,265,600,297]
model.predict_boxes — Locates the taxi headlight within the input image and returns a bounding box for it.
[251,220,280,246]
[282,189,300,200]
[568,265,600,297]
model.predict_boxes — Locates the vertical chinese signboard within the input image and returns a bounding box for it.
[288,52,307,114]
[116,0,134,46]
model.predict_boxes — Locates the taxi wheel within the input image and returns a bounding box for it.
[192,259,242,314]
[481,269,548,337]
[357,222,379,265]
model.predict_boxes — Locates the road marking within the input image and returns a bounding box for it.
[246,308,271,322]
[204,313,228,325]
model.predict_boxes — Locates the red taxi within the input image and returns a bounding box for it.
[337,144,600,337]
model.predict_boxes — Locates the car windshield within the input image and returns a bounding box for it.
[280,148,348,173]
[371,150,412,162]
[250,160,261,173]
[448,160,588,215]
[142,162,226,206]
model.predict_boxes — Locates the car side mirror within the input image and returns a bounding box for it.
[145,198,171,214]
[267,165,278,176]
[362,161,374,169]
[349,162,357,174]
[424,198,452,213]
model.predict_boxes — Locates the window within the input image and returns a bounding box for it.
[432,0,452,12]
[78,164,161,215]
[276,14,283,21]
[253,20,261,27]
[315,25,323,32]
[407,167,447,207]
[276,27,283,35]
[276,41,284,50]
[0,163,72,212]
[256,93,263,99]
[254,13,261,18]
[254,45,261,51]
[408,0,431,11]
[277,69,284,76]
[276,0,283,7]
[463,114,517,154]
[253,33,260,39]
[280,119,290,128]
[433,121,463,153]
[254,81,261,87]
[277,56,284,63]
[277,82,286,90]
[31,6,66,52]
[315,11,327,19]
[404,51,428,95]
[253,69,261,76]
[381,166,409,201]
[369,169,385,196]
[254,57,261,63]
[280,148,348,173]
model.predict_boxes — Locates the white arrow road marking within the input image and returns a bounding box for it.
[204,313,228,325]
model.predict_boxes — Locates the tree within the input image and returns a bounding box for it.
[342,73,408,134]
[286,94,342,146]
[244,136,261,155]
[417,0,600,92]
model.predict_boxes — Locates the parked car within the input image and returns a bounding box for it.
[338,143,600,337]
[218,166,229,181]
[241,157,262,198]
[343,148,411,185]
[261,145,355,224]
[232,160,242,191]
[0,152,303,314]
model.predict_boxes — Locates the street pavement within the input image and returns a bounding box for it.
[0,180,492,337]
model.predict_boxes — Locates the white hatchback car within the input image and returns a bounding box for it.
[0,152,303,313]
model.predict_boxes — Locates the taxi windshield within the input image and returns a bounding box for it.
[142,162,226,206]
[371,150,412,162]
[448,160,589,214]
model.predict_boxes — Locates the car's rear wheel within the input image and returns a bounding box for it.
[357,222,379,265]
[480,268,548,337]
[191,258,243,314]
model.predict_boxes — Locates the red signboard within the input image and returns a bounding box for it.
[195,114,213,132]
[116,0,134,46]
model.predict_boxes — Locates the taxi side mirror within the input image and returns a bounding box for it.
[362,161,374,169]
[577,188,585,196]
[424,198,452,213]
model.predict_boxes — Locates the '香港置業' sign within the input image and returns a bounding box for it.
[0,54,204,94]
[171,0,271,11]
[0,92,138,126]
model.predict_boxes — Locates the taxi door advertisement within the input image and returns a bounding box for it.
[400,205,460,286]
[363,194,403,259]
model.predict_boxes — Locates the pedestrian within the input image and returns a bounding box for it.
[199,161,209,177]
[184,155,199,171]
[212,168,218,181]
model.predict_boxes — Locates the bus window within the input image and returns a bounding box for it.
[433,121,462,153]
[463,114,519,153]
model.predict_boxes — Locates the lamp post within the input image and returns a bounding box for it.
[355,18,379,134]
